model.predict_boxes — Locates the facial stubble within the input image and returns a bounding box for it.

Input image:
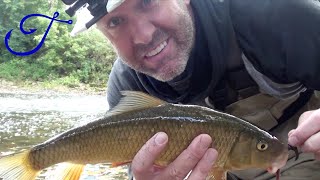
[119,4,195,82]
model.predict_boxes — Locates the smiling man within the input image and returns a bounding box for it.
[68,0,320,179]
[97,0,195,82]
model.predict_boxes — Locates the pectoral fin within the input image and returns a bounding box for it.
[51,163,84,180]
[206,168,227,180]
[111,161,132,167]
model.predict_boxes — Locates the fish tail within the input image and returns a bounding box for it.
[0,150,39,180]
[49,162,85,180]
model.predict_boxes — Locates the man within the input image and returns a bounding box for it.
[71,0,320,179]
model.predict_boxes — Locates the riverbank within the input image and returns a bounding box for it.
[0,79,106,96]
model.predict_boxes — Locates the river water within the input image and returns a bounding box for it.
[0,92,128,179]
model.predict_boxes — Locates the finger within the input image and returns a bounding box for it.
[288,109,320,146]
[161,134,212,179]
[298,110,315,125]
[132,132,168,179]
[187,148,218,180]
[288,110,315,140]
[301,131,320,153]
[289,110,316,137]
[288,129,295,138]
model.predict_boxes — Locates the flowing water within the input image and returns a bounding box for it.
[0,92,128,179]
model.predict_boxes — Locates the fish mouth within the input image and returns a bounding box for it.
[266,144,298,177]
[267,152,288,174]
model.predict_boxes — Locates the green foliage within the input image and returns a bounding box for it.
[0,0,116,88]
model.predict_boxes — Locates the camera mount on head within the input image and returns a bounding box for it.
[61,0,109,32]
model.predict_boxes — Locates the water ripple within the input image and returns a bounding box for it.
[0,92,109,152]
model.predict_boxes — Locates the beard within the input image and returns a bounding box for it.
[118,6,195,82]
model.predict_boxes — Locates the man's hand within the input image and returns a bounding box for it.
[131,132,218,180]
[288,108,320,160]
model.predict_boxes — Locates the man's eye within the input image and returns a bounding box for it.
[108,17,124,28]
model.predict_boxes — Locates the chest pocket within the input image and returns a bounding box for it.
[205,88,313,131]
[225,93,298,130]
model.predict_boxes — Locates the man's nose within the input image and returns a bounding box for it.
[129,17,156,45]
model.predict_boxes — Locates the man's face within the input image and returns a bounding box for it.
[97,0,195,82]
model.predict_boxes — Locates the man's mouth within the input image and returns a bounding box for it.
[145,40,168,58]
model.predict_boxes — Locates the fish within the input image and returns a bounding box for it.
[0,91,289,180]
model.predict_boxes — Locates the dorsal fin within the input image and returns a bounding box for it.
[107,91,166,116]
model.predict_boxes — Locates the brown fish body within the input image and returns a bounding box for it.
[31,104,245,168]
[0,91,288,179]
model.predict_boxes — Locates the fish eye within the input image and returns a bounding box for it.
[257,141,268,151]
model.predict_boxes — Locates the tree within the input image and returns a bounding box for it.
[0,0,116,87]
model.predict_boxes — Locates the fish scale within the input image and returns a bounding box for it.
[35,116,236,167]
[0,91,288,180]
[39,117,238,165]
[31,105,281,170]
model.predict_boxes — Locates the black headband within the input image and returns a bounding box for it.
[62,0,109,29]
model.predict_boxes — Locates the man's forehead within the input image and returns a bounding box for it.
[107,0,126,12]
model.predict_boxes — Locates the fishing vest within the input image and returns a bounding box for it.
[200,30,315,132]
